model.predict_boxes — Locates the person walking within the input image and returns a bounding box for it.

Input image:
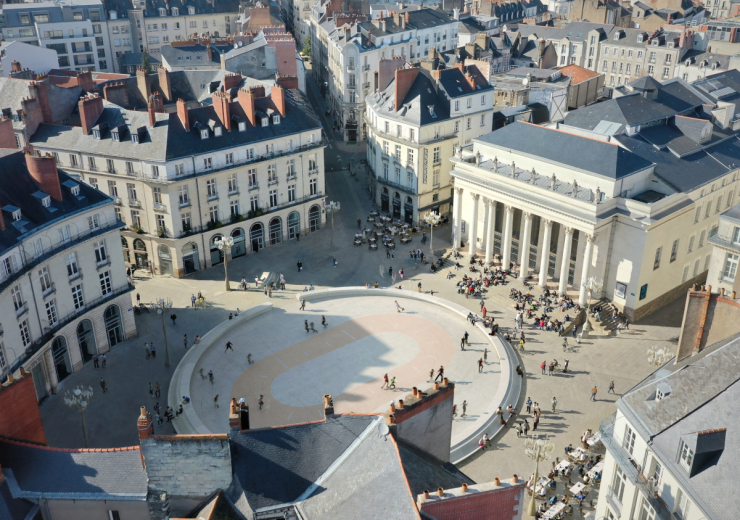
[155,382,161,398]
[381,374,389,389]
[145,344,151,360]
[563,359,570,373]
[225,341,234,352]
[208,370,214,384]
[149,382,154,398]
[93,354,99,368]
[483,348,488,364]
[461,400,467,417]
[247,353,253,364]
[136,293,141,306]
[463,331,469,346]
[394,300,405,313]
[541,360,547,375]
[333,257,338,268]
[515,422,522,437]
[170,313,177,325]
[590,386,598,401]
[460,336,466,350]
[608,380,615,394]
[100,378,107,393]
[572,325,577,338]
[150,343,156,358]
[417,282,422,293]
[523,419,530,436]
[429,368,434,382]
[297,260,303,272]
[322,315,327,328]
[301,298,306,311]
[183,334,188,349]
[435,366,444,382]
[191,294,196,307]
[526,397,532,414]
[551,396,557,413]
[258,395,264,410]
[214,395,219,408]
[101,354,106,368]
[548,363,554,376]
[532,413,539,431]
[478,358,484,373]
[304,320,309,333]
[309,322,317,333]
[389,377,396,389]
[389,266,393,277]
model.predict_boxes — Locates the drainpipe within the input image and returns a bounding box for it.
[192,156,207,270]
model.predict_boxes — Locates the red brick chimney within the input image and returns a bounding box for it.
[206,44,213,62]
[177,98,190,130]
[148,101,156,127]
[31,76,53,124]
[11,60,21,73]
[26,152,63,201]
[137,406,153,440]
[79,93,104,135]
[136,67,151,101]
[229,399,240,432]
[103,82,130,107]
[238,88,256,126]
[223,72,242,91]
[395,67,420,112]
[0,117,17,149]
[271,85,285,117]
[77,70,94,92]
[149,92,163,112]
[157,66,172,102]
[213,91,231,131]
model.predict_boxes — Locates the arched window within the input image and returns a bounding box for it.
[231,228,246,258]
[52,336,72,383]
[288,211,300,239]
[250,223,264,252]
[104,305,123,347]
[210,234,224,265]
[182,242,199,274]
[133,239,146,252]
[269,217,283,245]
[309,205,321,232]
[77,319,97,363]
[158,244,173,275]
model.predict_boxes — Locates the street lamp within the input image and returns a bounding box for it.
[647,346,669,367]
[214,236,234,292]
[156,297,174,368]
[327,201,340,248]
[64,385,94,448]
[423,211,441,262]
[580,276,603,338]
[524,435,555,517]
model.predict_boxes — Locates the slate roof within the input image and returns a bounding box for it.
[693,69,740,112]
[680,50,732,71]
[160,44,228,67]
[358,8,454,43]
[438,65,493,98]
[102,0,239,18]
[475,122,653,179]
[368,69,451,126]
[0,479,36,520]
[397,440,473,497]
[0,440,147,499]
[228,415,376,511]
[515,21,612,43]
[298,420,419,520]
[0,151,111,256]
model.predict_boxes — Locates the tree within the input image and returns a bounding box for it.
[141,49,152,73]
[302,34,312,57]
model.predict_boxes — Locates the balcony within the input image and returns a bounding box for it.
[268,177,278,186]
[376,175,416,195]
[363,64,370,71]
[248,183,259,191]
[363,82,371,89]
[308,169,319,176]
[153,202,167,213]
[129,199,142,207]
[286,173,297,181]
[113,197,122,205]
[228,188,239,196]
[178,199,191,208]
[96,257,111,269]
[606,486,623,517]
[347,64,356,71]
[599,412,641,483]
[68,268,82,282]
[15,301,29,319]
[42,282,56,299]
[207,193,219,201]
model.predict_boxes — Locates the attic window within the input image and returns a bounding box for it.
[637,35,643,43]
[113,132,119,142]
[238,121,246,131]
[71,185,80,196]
[201,129,209,139]
[614,31,620,40]
[12,209,21,221]
[679,440,694,471]
[172,7,178,15]
[668,42,674,48]
[652,39,658,46]
[428,105,436,117]
[656,388,665,400]
[188,6,195,14]
[93,129,101,139]
[273,115,281,125]
[132,134,139,143]
[42,196,51,208]
[685,59,691,66]
[178,56,183,61]
[261,118,268,128]
[215,126,222,136]
[458,87,463,92]
[159,8,166,16]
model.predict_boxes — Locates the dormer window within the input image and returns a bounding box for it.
[159,8,166,15]
[215,127,222,136]
[238,121,246,131]
[261,118,268,127]
[71,185,80,196]
[428,105,436,117]
[93,129,101,139]
[42,196,51,208]
[113,132,120,142]
[637,35,643,43]
[686,59,691,66]
[12,210,21,221]
[679,440,694,471]
[273,115,280,125]
[172,7,178,15]
[132,134,139,143]
[613,31,620,40]
[188,6,195,14]
[201,129,209,139]
[668,42,674,48]
[652,39,658,46]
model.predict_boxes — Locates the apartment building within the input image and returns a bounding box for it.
[515,22,613,71]
[598,27,692,88]
[0,149,134,401]
[365,64,494,223]
[104,0,240,73]
[0,41,58,77]
[31,86,325,278]
[311,7,459,142]
[0,0,114,73]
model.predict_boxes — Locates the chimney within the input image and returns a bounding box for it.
[26,152,63,201]
[238,88,256,126]
[239,400,250,430]
[213,91,231,131]
[223,72,242,91]
[437,488,444,497]
[137,406,153,440]
[272,85,286,117]
[0,117,17,149]
[136,67,151,101]
[176,98,190,130]
[323,394,334,417]
[405,12,410,22]
[148,101,156,127]
[395,67,420,112]
[149,92,164,112]
[103,82,130,107]
[157,66,172,102]
[206,44,213,62]
[32,76,53,124]
[78,93,104,135]
[11,60,21,72]
[229,398,240,432]
[77,70,94,92]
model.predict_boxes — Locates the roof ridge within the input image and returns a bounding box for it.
[519,121,619,146]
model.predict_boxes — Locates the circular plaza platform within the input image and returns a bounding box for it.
[169,289,521,462]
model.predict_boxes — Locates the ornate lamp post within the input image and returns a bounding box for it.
[214,236,234,292]
[64,385,94,448]
[423,211,441,262]
[156,297,174,367]
[327,201,340,248]
[647,346,669,367]
[580,276,603,338]
[524,435,555,516]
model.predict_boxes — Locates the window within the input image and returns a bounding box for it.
[407,149,414,165]
[637,496,656,520]
[72,284,84,310]
[269,190,278,208]
[151,165,159,178]
[229,199,239,216]
[99,271,112,295]
[107,159,115,173]
[288,184,296,202]
[481,95,486,105]
[454,121,459,132]
[622,425,636,455]
[699,230,706,248]
[115,207,122,223]
[131,210,140,228]
[94,241,107,264]
[268,164,277,183]
[127,183,137,202]
[178,185,189,206]
[250,196,259,212]
[670,239,678,262]
[310,178,318,195]
[175,164,185,176]
[705,202,712,218]
[209,206,219,223]
[675,489,691,520]
[395,167,401,183]
[207,179,217,198]
[433,146,441,164]
[156,215,165,232]
[611,465,627,507]
[723,253,739,281]
[67,253,79,278]
[126,162,134,174]
[653,247,662,270]
[19,320,30,347]
[639,284,648,300]
[228,173,237,193]
[395,145,401,160]
[0,344,5,370]
[39,267,52,294]
[46,300,58,326]
[409,129,415,142]
[248,169,257,187]
[480,114,486,127]
[694,206,701,223]
[455,100,459,111]
[152,187,162,204]
[466,118,471,130]
[90,177,98,190]
[203,157,212,169]
[679,440,694,471]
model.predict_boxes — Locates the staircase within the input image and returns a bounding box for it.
[591,298,621,336]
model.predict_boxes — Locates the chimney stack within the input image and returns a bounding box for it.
[137,406,153,440]
[136,67,151,101]
[213,91,231,131]
[176,98,190,130]
[229,398,240,432]
[11,60,21,72]
[272,85,286,117]
[238,88,256,126]
[158,66,172,102]
[323,394,334,417]
[26,153,63,201]
[78,93,104,135]
[148,101,156,127]
[395,67,420,112]
[239,400,250,430]
[77,70,94,92]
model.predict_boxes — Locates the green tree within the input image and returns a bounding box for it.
[302,34,312,56]
[141,49,152,73]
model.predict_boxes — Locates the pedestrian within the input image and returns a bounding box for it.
[268,286,272,298]
[463,331,469,346]
[484,348,488,364]
[309,322,317,332]
[552,396,557,413]
[333,257,338,268]
[183,334,188,349]
[225,341,234,352]
[395,300,405,313]
[322,315,327,328]
[297,260,303,272]
[136,293,141,305]
[358,218,361,229]
[155,382,161,397]
[523,419,530,436]
[208,370,214,384]
[526,397,532,413]
[479,437,486,451]
[435,366,444,382]
[304,319,309,333]
[515,422,522,437]
[381,373,389,389]
[482,307,487,319]
[247,353,253,364]
[258,394,264,410]
[150,343,156,358]
[532,413,539,431]
[389,266,393,277]
[484,432,491,447]
[591,386,597,401]
[199,369,205,379]
[214,395,219,408]
[155,412,163,425]
[548,363,554,376]
[191,294,196,307]
[149,382,154,397]
[572,325,577,338]
[145,344,151,360]
[101,354,106,368]
[301,298,306,311]
[429,368,434,382]
[418,282,422,292]
[176,405,183,417]
[564,359,570,373]
[389,377,396,389]
[608,380,615,393]
[93,354,99,368]
[461,400,467,417]
[478,358,483,373]
[452,404,458,417]
[541,360,547,375]
[170,313,177,325]
[460,336,466,350]
[194,336,200,344]
[100,378,107,393]
[387,249,391,259]
[154,402,160,414]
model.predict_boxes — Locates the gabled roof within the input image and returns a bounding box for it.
[0,478,36,520]
[629,74,663,91]
[369,69,451,127]
[437,65,493,98]
[557,64,601,85]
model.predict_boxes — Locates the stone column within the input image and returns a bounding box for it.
[453,187,463,249]
[468,193,480,256]
[578,234,596,305]
[520,212,533,280]
[538,219,552,288]
[558,226,574,296]
[484,199,496,265]
[501,205,514,268]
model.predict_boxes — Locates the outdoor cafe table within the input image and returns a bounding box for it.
[587,461,604,478]
[569,482,586,495]
[543,502,565,520]
[555,460,571,472]
[587,432,602,448]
